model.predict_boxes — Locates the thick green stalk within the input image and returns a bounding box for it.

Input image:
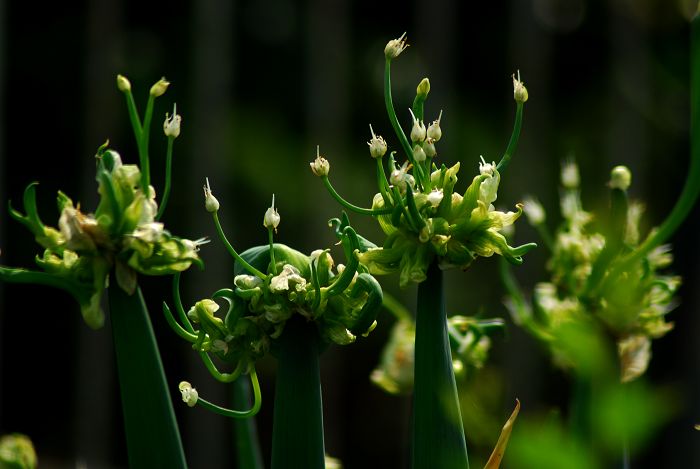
[232,376,265,469]
[413,261,469,469]
[109,285,187,468]
[271,317,325,469]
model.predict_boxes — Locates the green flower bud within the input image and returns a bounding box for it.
[413,144,426,163]
[150,77,170,97]
[116,74,131,92]
[416,78,430,98]
[384,32,408,60]
[423,138,436,158]
[610,165,632,191]
[0,433,37,469]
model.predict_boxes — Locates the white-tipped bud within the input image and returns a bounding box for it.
[150,77,170,97]
[310,146,330,177]
[367,124,387,159]
[179,381,199,407]
[416,78,430,98]
[384,32,408,59]
[408,108,426,143]
[423,138,436,158]
[390,161,410,191]
[427,110,443,141]
[413,145,426,162]
[427,189,444,208]
[478,155,496,176]
[264,194,281,232]
[163,103,182,138]
[203,177,220,213]
[116,74,131,92]
[610,165,632,191]
[512,70,528,103]
[561,159,580,189]
[523,196,546,225]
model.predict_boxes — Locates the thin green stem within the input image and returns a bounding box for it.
[109,286,187,468]
[384,59,426,190]
[381,291,413,322]
[271,318,325,469]
[268,228,278,275]
[608,14,700,276]
[139,95,155,193]
[413,260,469,469]
[376,157,394,206]
[496,102,524,172]
[122,90,143,140]
[322,176,392,216]
[212,211,267,279]
[173,273,195,334]
[200,352,245,383]
[162,302,198,342]
[194,368,262,419]
[232,377,265,469]
[156,137,174,221]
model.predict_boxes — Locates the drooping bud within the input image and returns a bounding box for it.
[384,32,408,60]
[203,177,220,213]
[512,70,528,104]
[116,74,131,92]
[409,108,426,143]
[178,381,199,407]
[368,124,387,159]
[610,165,632,191]
[163,103,182,138]
[150,77,170,97]
[264,194,281,232]
[427,110,443,141]
[310,146,330,177]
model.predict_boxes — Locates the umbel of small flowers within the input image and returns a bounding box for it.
[310,35,535,287]
[163,184,383,416]
[506,161,680,382]
[0,76,204,328]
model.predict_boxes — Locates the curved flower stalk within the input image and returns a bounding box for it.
[0,76,195,468]
[505,161,679,383]
[311,35,534,469]
[164,190,383,469]
[371,292,505,395]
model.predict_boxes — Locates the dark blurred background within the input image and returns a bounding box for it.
[1,0,699,467]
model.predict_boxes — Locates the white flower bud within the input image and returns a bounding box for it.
[150,77,170,97]
[523,196,546,225]
[163,103,182,138]
[409,108,426,143]
[367,124,387,159]
[478,156,496,176]
[310,146,330,176]
[116,74,131,92]
[512,70,528,103]
[610,165,632,190]
[423,138,436,158]
[413,144,427,162]
[561,159,580,189]
[384,32,408,60]
[203,177,220,213]
[264,194,281,231]
[427,189,444,208]
[179,381,199,407]
[427,110,443,141]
